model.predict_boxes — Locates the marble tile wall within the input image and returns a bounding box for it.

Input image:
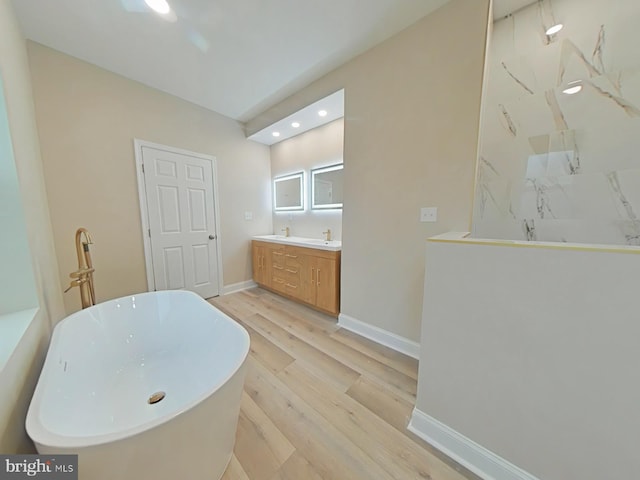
[472,0,640,245]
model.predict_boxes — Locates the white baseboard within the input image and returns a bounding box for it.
[221,280,257,296]
[408,409,540,480]
[337,313,420,359]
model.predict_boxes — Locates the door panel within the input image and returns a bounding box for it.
[188,188,207,231]
[156,158,177,177]
[142,146,219,298]
[192,244,211,286]
[163,247,185,289]
[158,186,180,233]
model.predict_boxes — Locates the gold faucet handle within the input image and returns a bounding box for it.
[64,278,86,293]
[70,267,95,278]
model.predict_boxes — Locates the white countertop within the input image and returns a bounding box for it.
[253,235,342,251]
[428,231,640,253]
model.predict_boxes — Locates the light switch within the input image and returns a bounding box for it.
[420,207,437,222]
[244,211,253,221]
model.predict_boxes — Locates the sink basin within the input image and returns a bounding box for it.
[253,235,341,251]
[254,234,286,240]
[302,238,342,247]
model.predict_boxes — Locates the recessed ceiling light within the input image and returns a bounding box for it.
[272,132,280,137]
[145,0,171,14]
[562,81,582,95]
[545,23,564,36]
[291,122,300,128]
[562,84,582,95]
[318,110,328,117]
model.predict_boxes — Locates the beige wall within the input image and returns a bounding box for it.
[0,0,65,452]
[247,0,490,341]
[271,118,344,240]
[27,43,272,313]
[416,237,640,479]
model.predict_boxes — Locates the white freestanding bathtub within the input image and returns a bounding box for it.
[26,290,249,480]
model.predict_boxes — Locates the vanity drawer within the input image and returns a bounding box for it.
[283,281,300,295]
[270,245,286,266]
[271,275,286,293]
[271,262,286,276]
[283,246,304,268]
[274,265,300,283]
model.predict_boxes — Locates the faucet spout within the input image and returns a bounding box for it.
[69,227,96,309]
[75,228,93,269]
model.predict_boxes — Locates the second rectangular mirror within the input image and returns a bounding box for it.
[311,163,343,210]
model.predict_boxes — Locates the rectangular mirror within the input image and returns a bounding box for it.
[274,172,304,211]
[311,163,343,209]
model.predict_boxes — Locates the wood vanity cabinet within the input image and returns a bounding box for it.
[252,240,340,316]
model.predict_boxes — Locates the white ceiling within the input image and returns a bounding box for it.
[245,0,535,145]
[11,0,534,124]
[12,0,454,122]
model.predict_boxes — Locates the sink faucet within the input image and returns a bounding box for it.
[281,226,290,237]
[322,229,332,241]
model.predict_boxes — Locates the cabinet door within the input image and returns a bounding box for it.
[252,243,265,285]
[313,256,338,314]
[252,242,272,287]
[262,245,273,287]
[299,254,315,305]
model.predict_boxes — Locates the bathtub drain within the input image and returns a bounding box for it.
[148,391,166,404]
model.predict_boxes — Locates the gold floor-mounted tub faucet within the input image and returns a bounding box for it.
[64,227,96,309]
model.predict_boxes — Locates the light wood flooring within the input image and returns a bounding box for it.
[210,288,478,480]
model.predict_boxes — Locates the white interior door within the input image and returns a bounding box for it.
[141,145,220,298]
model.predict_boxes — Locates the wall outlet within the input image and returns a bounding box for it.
[420,207,437,222]
[244,211,253,221]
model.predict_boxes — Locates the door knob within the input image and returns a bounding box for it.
[209,234,216,240]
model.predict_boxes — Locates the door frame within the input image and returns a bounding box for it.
[133,139,224,295]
